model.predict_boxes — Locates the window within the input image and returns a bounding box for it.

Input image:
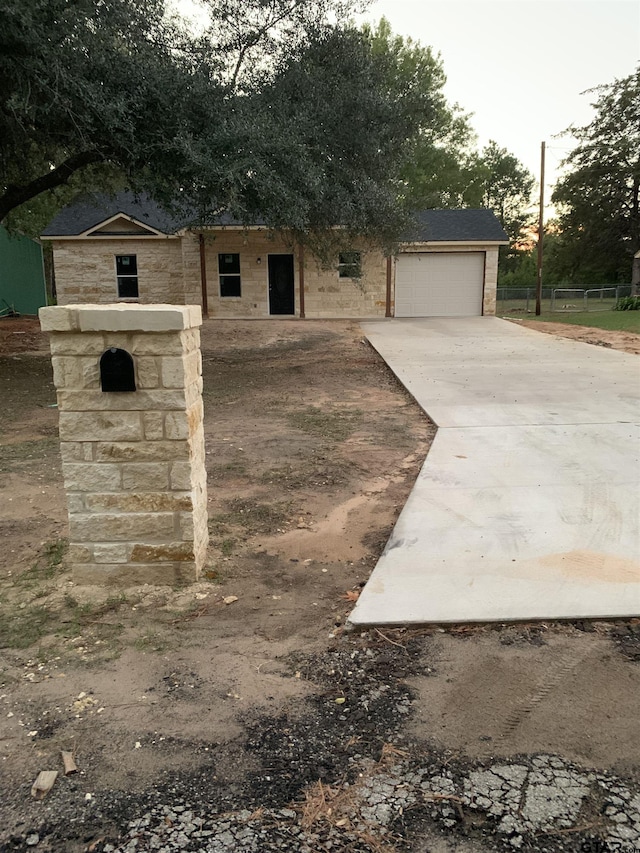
[338,251,362,279]
[219,253,241,297]
[115,255,139,298]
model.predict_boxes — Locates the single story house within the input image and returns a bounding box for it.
[41,194,508,318]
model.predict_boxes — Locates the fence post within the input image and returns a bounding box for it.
[550,289,555,313]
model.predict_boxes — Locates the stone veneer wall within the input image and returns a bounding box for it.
[53,239,185,306]
[39,304,208,585]
[199,231,388,318]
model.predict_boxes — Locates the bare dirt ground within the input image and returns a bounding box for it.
[0,317,639,853]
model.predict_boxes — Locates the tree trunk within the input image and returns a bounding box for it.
[0,152,103,222]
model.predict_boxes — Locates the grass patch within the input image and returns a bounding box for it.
[211,498,292,535]
[16,538,68,588]
[0,604,53,649]
[207,459,248,482]
[287,407,363,442]
[506,311,640,332]
[0,580,128,651]
[57,593,127,639]
[261,457,352,490]
[217,537,236,556]
[133,632,171,653]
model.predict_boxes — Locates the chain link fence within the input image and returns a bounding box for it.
[496,285,633,315]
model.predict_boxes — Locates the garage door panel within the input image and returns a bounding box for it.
[395,252,484,317]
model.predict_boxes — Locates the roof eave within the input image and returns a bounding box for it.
[400,239,509,248]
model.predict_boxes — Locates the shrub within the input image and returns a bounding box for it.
[614,295,640,311]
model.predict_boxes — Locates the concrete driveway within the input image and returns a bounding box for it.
[348,317,640,625]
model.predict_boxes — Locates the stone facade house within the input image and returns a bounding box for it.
[42,194,508,318]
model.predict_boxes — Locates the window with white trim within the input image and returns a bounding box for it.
[219,253,241,297]
[115,255,139,298]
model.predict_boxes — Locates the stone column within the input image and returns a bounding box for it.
[39,304,208,584]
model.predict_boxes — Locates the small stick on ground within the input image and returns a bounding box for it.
[373,628,407,651]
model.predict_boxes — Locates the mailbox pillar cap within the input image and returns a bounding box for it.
[40,304,202,333]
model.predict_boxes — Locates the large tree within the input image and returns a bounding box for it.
[465,141,535,243]
[0,0,429,254]
[362,19,478,211]
[551,68,640,285]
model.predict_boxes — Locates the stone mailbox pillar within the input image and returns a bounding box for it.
[39,304,208,584]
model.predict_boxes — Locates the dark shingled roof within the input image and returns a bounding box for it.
[403,209,508,243]
[42,193,508,244]
[41,192,189,236]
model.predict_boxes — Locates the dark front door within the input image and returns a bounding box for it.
[268,254,295,315]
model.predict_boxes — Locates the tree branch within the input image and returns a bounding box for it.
[0,151,104,223]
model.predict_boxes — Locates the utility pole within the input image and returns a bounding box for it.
[536,141,545,316]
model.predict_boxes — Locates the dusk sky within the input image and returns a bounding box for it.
[357,0,639,215]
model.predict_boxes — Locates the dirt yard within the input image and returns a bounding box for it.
[1,317,639,853]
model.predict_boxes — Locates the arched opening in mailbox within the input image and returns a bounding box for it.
[100,348,136,392]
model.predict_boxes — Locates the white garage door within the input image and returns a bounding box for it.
[395,252,485,317]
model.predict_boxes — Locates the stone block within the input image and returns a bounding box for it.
[95,440,189,463]
[48,333,107,357]
[160,356,186,389]
[62,462,122,492]
[161,351,201,388]
[136,357,160,389]
[59,442,85,462]
[39,306,78,332]
[67,543,92,563]
[128,333,186,356]
[121,462,169,491]
[94,543,129,563]
[67,493,86,513]
[51,356,101,390]
[75,304,200,333]
[85,492,193,513]
[170,461,193,490]
[59,411,142,442]
[142,412,164,440]
[130,542,195,562]
[69,512,175,541]
[165,412,189,440]
[71,562,198,585]
[57,389,187,412]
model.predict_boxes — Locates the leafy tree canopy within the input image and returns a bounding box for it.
[363,23,534,245]
[0,0,430,255]
[466,141,535,242]
[551,68,640,283]
[363,19,479,210]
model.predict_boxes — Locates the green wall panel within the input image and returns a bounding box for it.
[0,226,47,315]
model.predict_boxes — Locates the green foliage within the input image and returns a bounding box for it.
[511,311,640,332]
[363,19,477,211]
[467,142,535,242]
[614,296,640,311]
[16,538,68,588]
[497,248,537,288]
[362,22,533,248]
[551,68,640,283]
[0,0,437,257]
